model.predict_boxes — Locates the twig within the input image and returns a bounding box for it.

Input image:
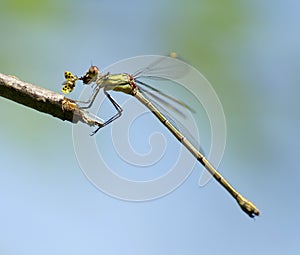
[0,72,102,127]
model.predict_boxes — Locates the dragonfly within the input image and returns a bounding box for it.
[61,58,260,218]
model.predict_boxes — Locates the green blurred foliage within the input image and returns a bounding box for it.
[1,0,61,19]
[165,0,249,98]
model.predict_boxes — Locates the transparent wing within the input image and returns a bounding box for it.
[136,79,195,114]
[132,55,191,80]
[138,87,205,155]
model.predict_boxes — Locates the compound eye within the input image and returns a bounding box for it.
[89,66,99,75]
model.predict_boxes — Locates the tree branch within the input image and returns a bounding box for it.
[0,72,102,127]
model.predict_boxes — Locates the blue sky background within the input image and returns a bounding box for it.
[0,0,299,254]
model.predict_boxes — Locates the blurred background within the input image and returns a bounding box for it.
[0,0,299,254]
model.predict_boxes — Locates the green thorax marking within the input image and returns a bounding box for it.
[103,73,135,95]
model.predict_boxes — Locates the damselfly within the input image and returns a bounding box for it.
[61,57,260,218]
